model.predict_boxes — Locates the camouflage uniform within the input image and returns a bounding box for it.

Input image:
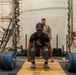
[43,24,52,39]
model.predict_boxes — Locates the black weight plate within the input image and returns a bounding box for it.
[0,52,6,69]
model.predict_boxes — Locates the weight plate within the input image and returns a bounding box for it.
[0,52,7,69]
[4,52,16,70]
[66,53,72,71]
[72,53,76,71]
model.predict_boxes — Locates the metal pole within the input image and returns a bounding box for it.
[12,0,20,53]
[56,34,58,48]
[12,0,16,52]
[71,0,73,33]
[67,0,73,52]
[25,34,27,50]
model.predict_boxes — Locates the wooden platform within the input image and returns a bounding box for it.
[17,59,67,75]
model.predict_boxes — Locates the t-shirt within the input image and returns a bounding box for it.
[29,32,50,46]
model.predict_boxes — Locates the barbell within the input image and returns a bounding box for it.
[13,58,68,63]
[0,52,76,72]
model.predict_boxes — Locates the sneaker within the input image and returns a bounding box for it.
[39,56,43,59]
[31,64,35,71]
[44,64,50,71]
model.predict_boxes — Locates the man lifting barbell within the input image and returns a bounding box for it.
[27,22,54,71]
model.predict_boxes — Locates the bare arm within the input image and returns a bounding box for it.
[46,42,52,58]
[27,42,33,57]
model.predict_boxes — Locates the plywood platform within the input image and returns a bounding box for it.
[17,59,67,75]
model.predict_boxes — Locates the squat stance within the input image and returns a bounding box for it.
[27,23,54,70]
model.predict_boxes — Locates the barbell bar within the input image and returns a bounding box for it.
[31,59,69,62]
[14,58,68,63]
